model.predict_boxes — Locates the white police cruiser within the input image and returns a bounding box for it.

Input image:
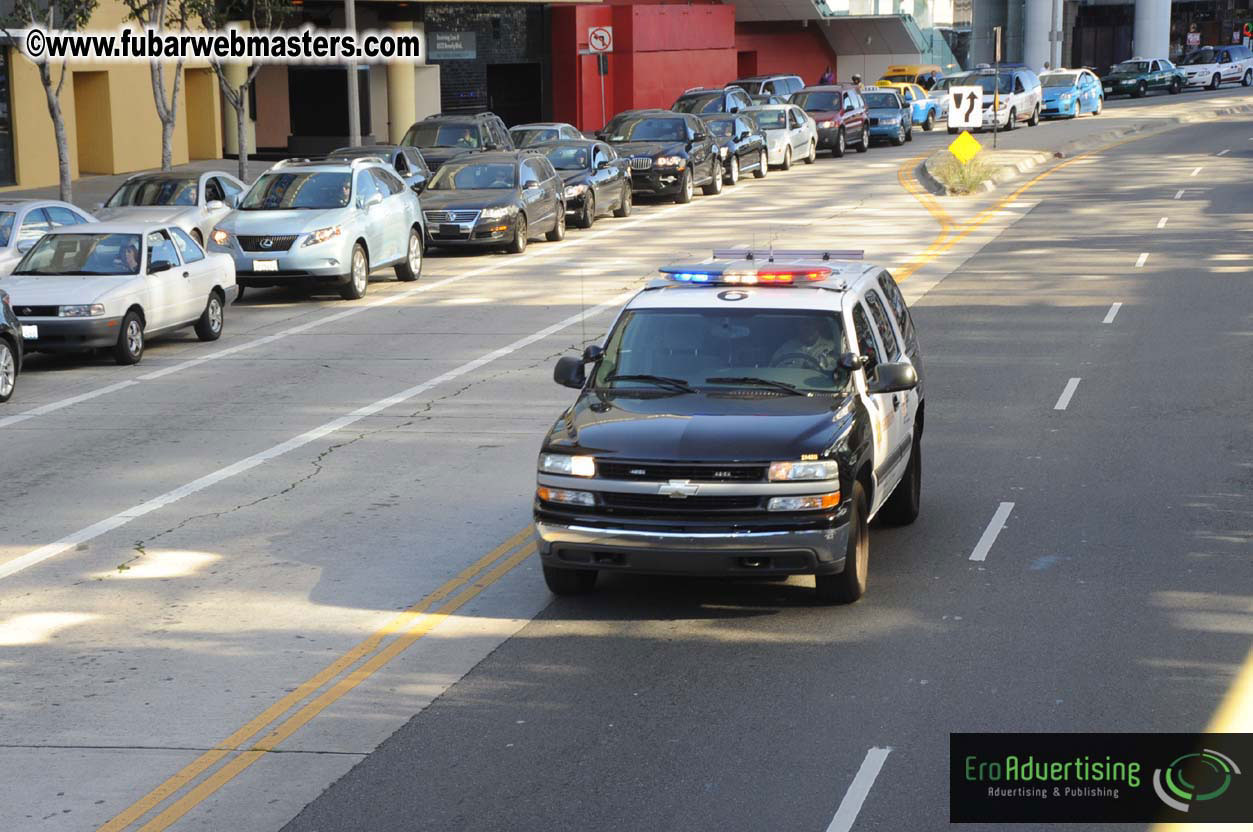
[534,249,924,603]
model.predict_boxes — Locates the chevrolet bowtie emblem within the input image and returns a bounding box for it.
[658,479,699,498]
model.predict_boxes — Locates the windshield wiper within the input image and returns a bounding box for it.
[603,373,696,393]
[705,376,811,396]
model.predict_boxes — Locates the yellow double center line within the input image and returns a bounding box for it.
[99,526,536,831]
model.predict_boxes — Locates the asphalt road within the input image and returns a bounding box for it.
[0,88,1250,832]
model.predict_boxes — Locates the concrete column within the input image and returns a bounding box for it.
[386,21,417,143]
[222,21,256,155]
[1134,0,1170,59]
[1024,0,1052,71]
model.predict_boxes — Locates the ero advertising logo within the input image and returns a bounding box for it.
[1152,749,1241,813]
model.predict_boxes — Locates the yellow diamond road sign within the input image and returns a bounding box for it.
[949,130,982,165]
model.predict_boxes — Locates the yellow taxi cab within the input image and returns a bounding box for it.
[872,81,942,130]
[878,64,943,86]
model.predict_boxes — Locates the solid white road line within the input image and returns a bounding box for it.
[1135,252,1150,268]
[824,747,892,832]
[1054,377,1082,411]
[1216,148,1230,156]
[0,380,139,429]
[1174,190,1185,199]
[1189,166,1203,177]
[0,289,636,583]
[1156,217,1168,229]
[969,502,1015,563]
[1102,302,1123,324]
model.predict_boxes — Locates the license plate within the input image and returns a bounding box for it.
[439,223,461,236]
[253,259,278,272]
[20,324,37,339]
[1103,87,1112,93]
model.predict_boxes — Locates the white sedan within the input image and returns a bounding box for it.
[0,199,96,275]
[95,170,247,247]
[745,104,817,169]
[3,222,236,365]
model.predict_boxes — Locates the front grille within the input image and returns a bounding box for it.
[597,461,767,483]
[599,493,762,514]
[424,210,480,224]
[239,234,298,252]
[868,118,879,126]
[14,305,58,317]
[630,158,653,171]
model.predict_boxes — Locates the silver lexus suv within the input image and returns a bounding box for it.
[209,157,424,301]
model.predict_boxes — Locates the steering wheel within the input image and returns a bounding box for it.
[773,352,823,371]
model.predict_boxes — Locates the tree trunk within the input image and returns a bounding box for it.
[236,85,247,181]
[38,63,73,203]
[150,60,184,171]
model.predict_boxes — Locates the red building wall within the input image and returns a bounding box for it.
[734,23,839,88]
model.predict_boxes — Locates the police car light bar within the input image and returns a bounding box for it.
[710,248,863,262]
[658,264,832,284]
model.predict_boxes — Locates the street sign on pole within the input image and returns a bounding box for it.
[947,86,983,130]
[588,26,613,53]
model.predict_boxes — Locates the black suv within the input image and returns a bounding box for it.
[399,112,514,172]
[672,86,753,115]
[599,110,722,204]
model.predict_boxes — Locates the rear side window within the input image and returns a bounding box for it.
[170,227,205,263]
[877,271,916,350]
[863,290,900,359]
[851,305,883,372]
[45,206,84,226]
[147,230,181,268]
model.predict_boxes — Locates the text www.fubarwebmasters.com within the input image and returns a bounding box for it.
[19,26,421,63]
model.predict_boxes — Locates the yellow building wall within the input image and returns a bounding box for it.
[185,68,222,160]
[4,52,80,191]
[72,71,113,174]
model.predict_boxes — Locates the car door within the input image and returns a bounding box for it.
[589,144,612,207]
[370,167,409,263]
[518,159,550,228]
[848,300,901,514]
[841,91,863,136]
[683,116,712,180]
[168,225,216,317]
[143,229,186,328]
[862,288,914,500]
[354,169,388,264]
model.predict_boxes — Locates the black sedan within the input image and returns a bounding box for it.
[1,288,23,403]
[538,140,632,229]
[598,110,721,204]
[421,151,565,255]
[327,145,431,193]
[700,113,768,185]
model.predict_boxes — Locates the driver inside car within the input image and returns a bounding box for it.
[772,317,837,371]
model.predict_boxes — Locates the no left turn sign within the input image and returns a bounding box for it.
[588,26,613,53]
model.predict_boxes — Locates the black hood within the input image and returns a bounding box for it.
[559,170,591,186]
[544,391,854,462]
[415,146,478,169]
[610,140,686,159]
[421,189,518,212]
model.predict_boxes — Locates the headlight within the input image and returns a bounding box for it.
[817,120,835,128]
[719,146,728,159]
[654,155,685,168]
[59,304,105,317]
[1060,93,1074,103]
[766,493,840,512]
[563,184,587,200]
[536,486,595,507]
[302,226,341,247]
[480,206,515,221]
[768,460,838,481]
[210,229,231,246]
[882,115,901,124]
[539,453,596,477]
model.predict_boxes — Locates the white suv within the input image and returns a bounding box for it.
[1180,44,1253,89]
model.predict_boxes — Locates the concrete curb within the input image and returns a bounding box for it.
[915,97,1253,197]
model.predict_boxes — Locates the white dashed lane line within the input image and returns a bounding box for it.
[1174,189,1186,199]
[1157,217,1168,229]
[1190,166,1203,177]
[1054,377,1082,411]
[1216,148,1230,156]
[969,502,1015,563]
[824,747,892,832]
[1102,302,1122,324]
[1135,252,1149,268]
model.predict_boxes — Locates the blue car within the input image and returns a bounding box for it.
[861,89,913,145]
[1040,68,1104,118]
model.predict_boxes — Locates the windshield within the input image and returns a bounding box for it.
[673,94,721,114]
[733,80,764,94]
[862,92,900,109]
[401,122,482,149]
[0,212,13,248]
[790,91,840,111]
[591,308,850,394]
[13,232,143,276]
[881,74,915,84]
[1041,73,1079,88]
[605,117,687,142]
[705,119,735,138]
[543,146,591,171]
[428,162,516,190]
[932,75,963,92]
[239,172,351,210]
[106,178,197,207]
[751,110,787,130]
[511,128,559,147]
[1112,61,1149,74]
[969,74,1014,94]
[1182,49,1217,65]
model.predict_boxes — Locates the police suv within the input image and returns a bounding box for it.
[533,250,924,603]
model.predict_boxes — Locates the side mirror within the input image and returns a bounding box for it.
[866,361,919,394]
[596,159,610,170]
[225,194,240,208]
[148,259,174,274]
[582,344,604,363]
[16,239,36,254]
[206,199,226,211]
[554,355,586,389]
[359,193,383,209]
[484,143,499,151]
[411,178,427,194]
[523,180,540,190]
[692,132,707,142]
[838,352,869,371]
[737,131,749,141]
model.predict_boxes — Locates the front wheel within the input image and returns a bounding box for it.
[753,148,768,178]
[0,338,16,403]
[194,292,224,341]
[805,140,817,163]
[922,111,935,131]
[1136,81,1149,97]
[780,146,792,170]
[576,193,595,229]
[726,154,739,185]
[855,125,870,152]
[1208,73,1221,91]
[393,226,422,281]
[1243,70,1252,88]
[114,310,144,365]
[613,185,632,217]
[509,215,528,253]
[832,128,846,158]
[1028,104,1040,126]
[1170,78,1183,94]
[891,123,905,146]
[702,160,723,195]
[545,206,565,242]
[1094,96,1103,115]
[1004,108,1017,130]
[814,481,869,604]
[340,243,369,300]
[543,565,598,595]
[674,170,693,204]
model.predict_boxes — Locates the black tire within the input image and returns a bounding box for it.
[546,206,566,242]
[575,193,595,228]
[923,111,935,131]
[393,226,422,281]
[674,170,693,204]
[1004,108,1016,130]
[879,428,922,526]
[856,124,870,152]
[543,565,598,595]
[947,126,958,134]
[702,160,723,195]
[832,127,846,158]
[113,310,144,365]
[1171,78,1183,94]
[234,284,245,304]
[891,123,905,146]
[1243,70,1252,88]
[805,140,817,163]
[1208,73,1220,91]
[781,146,792,170]
[613,185,632,217]
[726,154,740,185]
[1094,96,1103,115]
[1136,81,1149,98]
[194,291,224,341]
[753,148,768,177]
[0,337,16,403]
[339,243,369,300]
[1028,104,1040,126]
[814,481,869,604]
[508,215,528,253]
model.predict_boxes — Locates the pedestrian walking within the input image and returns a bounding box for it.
[819,65,835,85]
